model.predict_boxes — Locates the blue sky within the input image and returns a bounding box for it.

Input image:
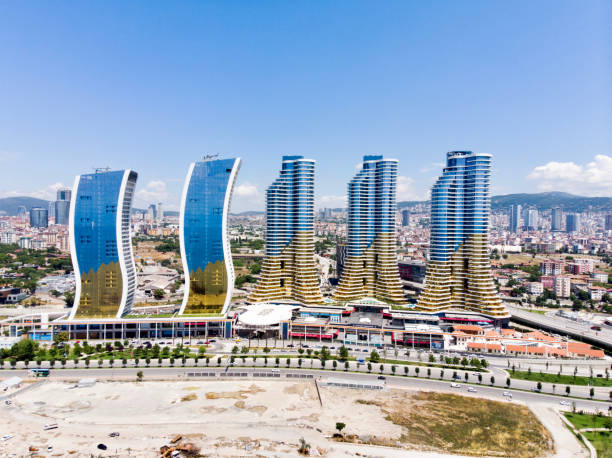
[0,1,610,212]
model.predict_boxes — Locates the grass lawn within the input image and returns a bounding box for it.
[564,412,612,430]
[355,392,552,457]
[511,370,612,387]
[582,431,612,458]
[527,309,547,315]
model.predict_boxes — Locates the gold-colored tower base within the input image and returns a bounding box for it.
[249,230,323,305]
[333,232,405,304]
[75,261,123,318]
[417,234,507,316]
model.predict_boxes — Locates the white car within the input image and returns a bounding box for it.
[467,387,477,393]
[559,400,571,406]
[503,391,512,397]
[450,383,460,388]
[1,435,13,442]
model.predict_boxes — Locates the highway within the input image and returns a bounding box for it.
[3,357,611,405]
[508,304,612,352]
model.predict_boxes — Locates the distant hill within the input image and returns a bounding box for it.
[397,200,428,209]
[232,211,265,216]
[0,197,50,216]
[491,192,612,212]
[398,192,612,212]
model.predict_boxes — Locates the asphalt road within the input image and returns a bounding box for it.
[2,365,610,412]
[508,305,612,350]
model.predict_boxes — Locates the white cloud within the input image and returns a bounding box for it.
[232,182,264,212]
[234,182,260,198]
[1,182,68,200]
[397,175,424,201]
[317,194,347,209]
[419,162,445,173]
[527,154,612,196]
[135,180,171,205]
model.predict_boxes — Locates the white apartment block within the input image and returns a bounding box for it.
[554,276,571,298]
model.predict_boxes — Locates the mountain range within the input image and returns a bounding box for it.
[1,191,610,216]
[399,192,612,212]
[0,197,50,216]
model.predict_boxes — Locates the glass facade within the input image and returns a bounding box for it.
[249,156,323,305]
[418,151,507,317]
[334,155,404,303]
[29,207,48,228]
[180,158,241,315]
[70,170,138,319]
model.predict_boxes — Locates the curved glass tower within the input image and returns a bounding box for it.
[69,169,138,319]
[249,156,323,305]
[417,151,507,317]
[334,155,404,303]
[179,157,241,316]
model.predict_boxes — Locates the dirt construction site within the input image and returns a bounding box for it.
[1,378,581,457]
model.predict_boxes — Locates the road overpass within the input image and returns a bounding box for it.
[507,304,612,353]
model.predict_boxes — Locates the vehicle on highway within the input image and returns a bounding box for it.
[43,424,58,431]
[467,387,477,393]
[377,376,386,380]
[109,432,120,437]
[590,325,602,331]
[503,391,512,397]
[450,383,460,388]
[559,400,571,406]
[1,434,13,442]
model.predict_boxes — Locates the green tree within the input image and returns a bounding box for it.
[136,370,143,381]
[63,291,75,307]
[54,332,69,345]
[335,422,346,435]
[369,350,380,363]
[153,289,165,300]
[338,345,349,360]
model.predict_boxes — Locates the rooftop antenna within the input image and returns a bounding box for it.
[94,166,111,173]
[202,154,219,162]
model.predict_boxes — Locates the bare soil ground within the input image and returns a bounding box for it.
[1,380,558,457]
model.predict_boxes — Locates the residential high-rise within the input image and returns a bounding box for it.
[566,213,581,233]
[55,188,72,225]
[525,208,539,231]
[179,157,241,316]
[401,209,410,227]
[69,169,138,319]
[249,156,323,305]
[551,207,563,232]
[333,155,404,303]
[29,207,48,228]
[147,204,156,222]
[605,214,612,231]
[509,204,521,232]
[417,151,507,317]
[157,202,163,224]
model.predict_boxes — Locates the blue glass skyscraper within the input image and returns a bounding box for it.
[179,157,241,315]
[418,152,506,317]
[69,169,138,319]
[334,155,404,303]
[249,156,323,305]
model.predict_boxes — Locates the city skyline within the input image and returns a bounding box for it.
[0,2,610,212]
